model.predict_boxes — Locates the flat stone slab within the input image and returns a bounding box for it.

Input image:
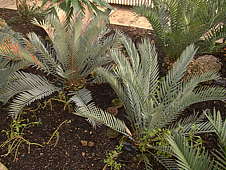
[109,6,152,29]
[0,0,152,29]
[0,0,16,9]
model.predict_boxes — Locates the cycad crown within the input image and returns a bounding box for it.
[0,10,118,120]
[73,35,225,139]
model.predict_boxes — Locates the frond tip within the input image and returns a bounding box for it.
[70,94,132,137]
[74,103,132,137]
[4,71,60,118]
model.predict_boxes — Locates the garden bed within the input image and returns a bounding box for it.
[0,7,225,170]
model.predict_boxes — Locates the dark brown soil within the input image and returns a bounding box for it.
[0,8,147,170]
[0,7,225,170]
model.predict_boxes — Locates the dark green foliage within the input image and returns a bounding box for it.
[135,0,226,58]
[16,0,49,22]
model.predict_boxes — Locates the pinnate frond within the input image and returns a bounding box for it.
[0,71,60,115]
[70,91,132,137]
[73,103,132,138]
[167,133,216,170]
[205,109,226,149]
[27,32,64,77]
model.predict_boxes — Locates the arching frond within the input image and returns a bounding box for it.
[167,133,217,170]
[27,32,64,77]
[157,44,197,104]
[95,36,225,137]
[9,84,59,119]
[32,11,116,82]
[205,109,226,169]
[42,0,112,28]
[148,151,178,170]
[205,109,226,148]
[68,88,131,137]
[151,72,225,129]
[71,102,132,138]
[0,25,34,79]
[135,0,226,58]
[0,71,60,111]
[68,88,93,106]
[169,112,215,134]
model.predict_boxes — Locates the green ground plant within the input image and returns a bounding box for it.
[0,112,43,161]
[135,0,226,59]
[71,35,226,169]
[205,109,226,169]
[103,143,124,170]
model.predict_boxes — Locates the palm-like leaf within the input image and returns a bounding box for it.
[0,71,60,118]
[42,0,112,28]
[135,0,226,58]
[32,9,116,82]
[69,90,132,137]
[205,109,226,169]
[94,36,225,137]
[1,9,116,121]
[0,25,38,88]
[205,109,226,148]
[0,75,56,119]
[167,133,217,170]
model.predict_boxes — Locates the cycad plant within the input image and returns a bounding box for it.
[71,36,225,169]
[72,35,225,139]
[167,110,226,170]
[0,11,118,120]
[0,23,33,90]
[135,0,226,59]
[205,109,226,169]
[41,0,112,27]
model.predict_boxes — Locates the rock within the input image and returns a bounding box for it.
[0,162,8,170]
[80,140,88,146]
[81,152,86,157]
[185,55,222,79]
[87,141,95,147]
[81,140,95,147]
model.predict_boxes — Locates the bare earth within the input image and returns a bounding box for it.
[0,0,152,29]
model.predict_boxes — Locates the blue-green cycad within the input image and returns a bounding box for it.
[0,24,34,92]
[0,11,120,123]
[30,9,116,81]
[167,133,219,170]
[167,109,226,170]
[135,0,226,58]
[205,110,226,169]
[72,35,225,139]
